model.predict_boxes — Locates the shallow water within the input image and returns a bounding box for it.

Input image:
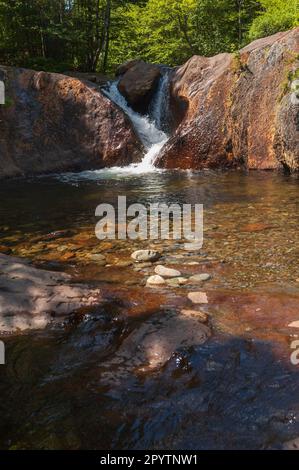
[0,170,299,449]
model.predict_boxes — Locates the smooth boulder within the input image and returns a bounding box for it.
[146,275,166,286]
[155,265,181,277]
[156,28,299,172]
[117,60,161,113]
[0,254,102,333]
[131,249,161,262]
[0,67,143,178]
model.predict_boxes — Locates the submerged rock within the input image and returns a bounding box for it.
[156,28,299,172]
[146,275,165,286]
[166,277,188,286]
[180,309,208,323]
[188,292,209,304]
[88,253,107,264]
[131,249,161,262]
[101,311,211,382]
[189,273,211,283]
[0,67,143,178]
[0,254,102,333]
[154,265,181,277]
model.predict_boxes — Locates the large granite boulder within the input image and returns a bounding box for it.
[117,60,161,113]
[156,28,299,172]
[0,254,103,333]
[0,67,143,178]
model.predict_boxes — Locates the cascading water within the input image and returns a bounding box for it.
[58,71,170,181]
[103,76,170,173]
[149,69,171,132]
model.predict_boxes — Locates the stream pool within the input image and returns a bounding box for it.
[0,170,299,449]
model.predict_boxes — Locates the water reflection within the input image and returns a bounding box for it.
[0,170,299,449]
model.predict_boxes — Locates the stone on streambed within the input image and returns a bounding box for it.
[189,273,212,283]
[131,249,161,262]
[114,260,133,268]
[87,253,107,265]
[154,265,181,277]
[188,292,209,304]
[288,321,299,328]
[101,311,211,380]
[133,261,153,271]
[146,275,166,287]
[283,437,299,450]
[166,277,188,287]
[0,254,103,333]
[0,245,12,254]
[181,309,208,323]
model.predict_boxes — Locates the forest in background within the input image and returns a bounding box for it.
[0,0,298,74]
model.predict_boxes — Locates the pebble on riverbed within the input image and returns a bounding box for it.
[166,277,188,286]
[188,273,212,283]
[146,275,166,286]
[88,253,107,264]
[188,292,209,304]
[180,309,208,323]
[131,249,161,262]
[154,265,181,277]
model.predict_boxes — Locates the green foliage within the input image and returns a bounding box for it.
[249,0,299,40]
[0,1,298,72]
[3,95,14,108]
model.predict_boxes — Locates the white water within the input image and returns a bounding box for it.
[149,70,171,132]
[57,74,170,181]
[103,80,169,174]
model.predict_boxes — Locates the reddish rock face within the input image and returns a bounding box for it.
[156,28,299,172]
[117,60,161,113]
[116,59,141,77]
[0,67,143,178]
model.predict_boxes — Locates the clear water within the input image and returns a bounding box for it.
[0,171,299,449]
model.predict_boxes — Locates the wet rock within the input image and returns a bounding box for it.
[156,28,299,172]
[88,253,107,263]
[117,60,161,113]
[166,277,188,287]
[0,245,11,254]
[189,273,211,283]
[101,311,211,378]
[154,265,181,277]
[146,275,166,286]
[288,321,299,328]
[116,59,141,77]
[283,437,299,450]
[114,260,133,268]
[180,309,208,323]
[133,261,153,270]
[0,67,143,178]
[0,254,102,333]
[59,252,75,262]
[131,249,161,262]
[188,292,209,304]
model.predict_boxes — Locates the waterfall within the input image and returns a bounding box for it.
[102,74,170,174]
[149,69,171,132]
[58,73,171,181]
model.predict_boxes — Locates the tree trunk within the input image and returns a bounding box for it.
[102,0,111,73]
